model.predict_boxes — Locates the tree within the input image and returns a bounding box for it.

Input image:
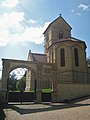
[16,75,26,92]
[8,72,17,91]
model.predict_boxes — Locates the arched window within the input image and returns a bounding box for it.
[60,48,65,67]
[74,48,79,66]
[59,31,63,39]
[52,51,53,63]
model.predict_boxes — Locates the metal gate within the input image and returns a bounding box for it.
[8,92,34,102]
[42,93,51,102]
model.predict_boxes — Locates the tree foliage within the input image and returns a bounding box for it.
[8,72,17,91]
[16,74,26,92]
[8,71,26,92]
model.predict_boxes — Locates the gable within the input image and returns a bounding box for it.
[27,50,47,63]
[43,16,72,34]
[52,17,72,30]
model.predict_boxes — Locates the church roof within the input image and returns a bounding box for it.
[28,50,47,63]
[48,37,87,49]
[43,15,72,34]
[32,53,47,62]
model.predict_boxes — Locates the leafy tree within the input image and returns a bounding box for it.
[8,72,17,91]
[16,75,26,92]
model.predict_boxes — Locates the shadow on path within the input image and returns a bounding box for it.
[7,103,90,115]
[0,104,6,120]
[66,95,90,104]
[1,96,90,116]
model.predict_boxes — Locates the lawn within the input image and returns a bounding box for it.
[30,88,52,93]
[9,88,52,93]
[42,88,52,93]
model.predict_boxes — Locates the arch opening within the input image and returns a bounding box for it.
[7,66,36,103]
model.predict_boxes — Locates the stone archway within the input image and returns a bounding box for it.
[1,58,42,103]
[0,58,57,103]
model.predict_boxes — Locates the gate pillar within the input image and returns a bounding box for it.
[0,59,10,103]
[35,64,42,103]
[35,90,42,103]
[34,79,42,103]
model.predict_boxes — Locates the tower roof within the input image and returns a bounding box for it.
[43,15,72,34]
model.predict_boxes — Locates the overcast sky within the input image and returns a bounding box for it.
[0,0,90,78]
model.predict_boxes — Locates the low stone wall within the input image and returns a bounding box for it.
[52,83,90,102]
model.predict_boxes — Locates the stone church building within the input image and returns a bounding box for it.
[25,15,90,101]
[0,15,90,103]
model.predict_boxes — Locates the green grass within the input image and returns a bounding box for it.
[29,88,52,93]
[42,88,52,93]
[29,90,34,92]
[9,88,52,93]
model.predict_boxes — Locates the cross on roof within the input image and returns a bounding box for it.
[59,14,62,17]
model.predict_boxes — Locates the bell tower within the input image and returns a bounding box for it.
[43,15,88,83]
[43,15,89,102]
[43,15,72,63]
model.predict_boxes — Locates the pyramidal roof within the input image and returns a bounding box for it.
[43,15,72,34]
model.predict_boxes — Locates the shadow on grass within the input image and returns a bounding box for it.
[1,96,90,116]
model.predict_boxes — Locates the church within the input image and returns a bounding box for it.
[25,15,90,101]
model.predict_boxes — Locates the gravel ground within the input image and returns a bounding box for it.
[1,97,90,120]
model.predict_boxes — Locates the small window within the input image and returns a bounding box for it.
[52,51,53,63]
[60,48,65,67]
[59,31,63,39]
[74,48,79,66]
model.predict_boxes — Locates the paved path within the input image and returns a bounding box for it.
[0,97,90,120]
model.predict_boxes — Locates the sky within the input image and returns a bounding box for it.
[0,0,90,78]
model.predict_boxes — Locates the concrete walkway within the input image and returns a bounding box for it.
[0,96,90,120]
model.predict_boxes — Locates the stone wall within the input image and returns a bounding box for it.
[88,67,90,83]
[52,83,90,102]
[25,63,54,91]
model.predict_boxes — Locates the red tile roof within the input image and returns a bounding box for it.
[29,51,47,63]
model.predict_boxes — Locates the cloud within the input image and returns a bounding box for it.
[1,0,20,8]
[19,22,50,44]
[71,10,74,12]
[28,19,37,24]
[76,13,81,16]
[0,11,25,46]
[0,12,24,31]
[0,11,50,46]
[71,3,90,16]
[78,3,90,11]
[10,68,27,80]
